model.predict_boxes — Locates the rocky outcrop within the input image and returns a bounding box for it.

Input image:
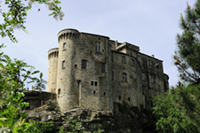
[26,100,157,133]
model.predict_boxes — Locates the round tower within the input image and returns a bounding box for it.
[47,48,59,93]
[56,29,80,112]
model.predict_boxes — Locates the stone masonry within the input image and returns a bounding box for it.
[47,28,169,112]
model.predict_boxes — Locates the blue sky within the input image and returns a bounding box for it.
[0,0,196,90]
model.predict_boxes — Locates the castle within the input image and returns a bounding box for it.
[47,29,169,113]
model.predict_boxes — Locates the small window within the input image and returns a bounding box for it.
[112,71,114,80]
[91,81,94,86]
[95,82,98,86]
[122,56,126,64]
[96,42,100,52]
[62,61,65,69]
[128,97,130,101]
[82,60,87,69]
[131,59,134,66]
[119,96,121,100]
[93,91,96,94]
[101,63,105,72]
[63,43,66,48]
[148,60,151,65]
[74,64,77,69]
[104,92,106,96]
[122,73,127,82]
[58,89,61,95]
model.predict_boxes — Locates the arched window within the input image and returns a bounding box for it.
[122,73,127,82]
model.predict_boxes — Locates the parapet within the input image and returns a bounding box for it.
[48,48,59,60]
[57,28,80,42]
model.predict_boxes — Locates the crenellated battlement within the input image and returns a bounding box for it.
[58,29,79,42]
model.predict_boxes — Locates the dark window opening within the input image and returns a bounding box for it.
[95,82,98,86]
[93,91,96,94]
[122,56,126,64]
[82,60,87,69]
[122,73,127,82]
[90,51,92,54]
[104,92,106,96]
[112,71,114,80]
[155,62,159,68]
[58,89,61,95]
[128,97,130,101]
[91,81,93,86]
[62,61,65,69]
[74,64,77,69]
[101,63,105,72]
[119,96,121,100]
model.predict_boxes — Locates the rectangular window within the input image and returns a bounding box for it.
[62,61,65,69]
[63,43,66,48]
[122,56,126,64]
[82,60,87,69]
[95,82,98,86]
[142,73,145,80]
[122,73,127,82]
[96,42,100,52]
[91,81,93,86]
[101,63,105,72]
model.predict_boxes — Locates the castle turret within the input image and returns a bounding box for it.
[47,48,59,93]
[56,29,80,112]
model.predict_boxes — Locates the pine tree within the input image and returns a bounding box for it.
[174,1,200,85]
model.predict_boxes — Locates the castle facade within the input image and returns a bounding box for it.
[47,29,169,112]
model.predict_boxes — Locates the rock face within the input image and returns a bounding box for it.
[26,100,157,133]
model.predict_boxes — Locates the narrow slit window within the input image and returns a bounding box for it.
[91,81,93,86]
[62,61,65,69]
[128,97,130,101]
[82,60,87,69]
[93,91,96,94]
[104,92,106,96]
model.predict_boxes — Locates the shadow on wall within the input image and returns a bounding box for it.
[22,91,56,109]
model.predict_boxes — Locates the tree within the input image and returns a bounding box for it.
[0,0,64,43]
[152,83,200,133]
[0,0,63,132]
[152,1,200,132]
[174,1,200,85]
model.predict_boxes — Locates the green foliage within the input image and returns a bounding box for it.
[174,1,200,85]
[152,83,200,133]
[34,121,53,133]
[0,0,64,43]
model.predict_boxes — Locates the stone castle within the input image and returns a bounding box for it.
[47,28,169,113]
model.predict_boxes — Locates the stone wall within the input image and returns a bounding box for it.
[23,91,56,109]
